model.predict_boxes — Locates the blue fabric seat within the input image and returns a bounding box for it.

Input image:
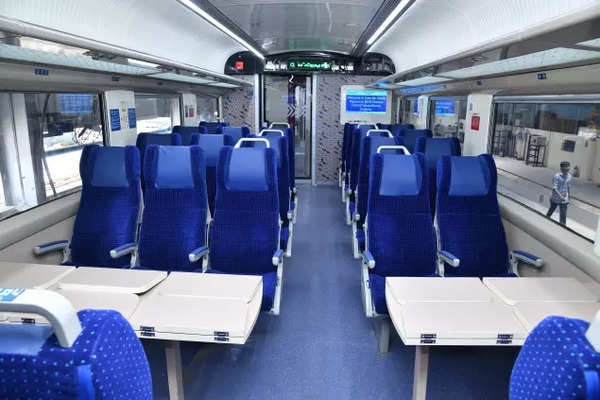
[208,146,282,313]
[65,145,141,268]
[269,125,297,208]
[341,123,357,188]
[200,121,228,134]
[172,125,201,146]
[510,316,600,400]
[390,123,415,137]
[396,128,432,153]
[217,125,250,145]
[415,137,461,212]
[365,153,438,315]
[349,126,388,197]
[135,133,182,172]
[0,309,152,399]
[355,134,402,254]
[436,154,514,277]
[191,134,232,215]
[137,145,208,272]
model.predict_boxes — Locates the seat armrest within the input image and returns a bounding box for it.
[188,245,209,263]
[293,187,298,194]
[511,250,543,268]
[438,250,460,267]
[272,249,284,266]
[287,211,294,221]
[110,243,137,259]
[33,240,69,256]
[362,250,375,269]
[354,213,360,222]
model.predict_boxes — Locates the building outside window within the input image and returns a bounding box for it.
[490,96,600,241]
[0,92,103,221]
[135,94,181,134]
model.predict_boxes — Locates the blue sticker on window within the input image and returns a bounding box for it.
[128,108,136,129]
[0,288,25,302]
[110,109,121,131]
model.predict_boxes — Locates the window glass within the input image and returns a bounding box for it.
[196,96,219,122]
[490,100,600,241]
[0,92,104,221]
[400,97,419,126]
[135,95,181,133]
[429,97,467,143]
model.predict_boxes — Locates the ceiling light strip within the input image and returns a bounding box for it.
[366,0,412,46]
[177,0,265,60]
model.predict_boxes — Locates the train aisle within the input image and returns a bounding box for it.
[145,184,520,399]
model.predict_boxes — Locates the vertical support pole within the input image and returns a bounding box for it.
[165,340,184,400]
[412,346,430,400]
[377,317,390,354]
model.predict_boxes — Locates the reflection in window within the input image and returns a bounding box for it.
[0,92,104,221]
[135,95,181,134]
[490,99,600,241]
[196,96,219,122]
[429,97,468,143]
[400,97,419,126]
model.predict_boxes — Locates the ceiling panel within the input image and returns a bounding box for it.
[209,0,385,54]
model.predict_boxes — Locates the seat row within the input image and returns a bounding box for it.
[33,137,298,315]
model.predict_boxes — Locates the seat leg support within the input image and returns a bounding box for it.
[165,340,184,400]
[412,346,430,400]
[376,317,390,354]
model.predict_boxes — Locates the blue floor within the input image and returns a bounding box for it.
[144,184,520,399]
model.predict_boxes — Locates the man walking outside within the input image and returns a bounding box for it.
[546,161,571,225]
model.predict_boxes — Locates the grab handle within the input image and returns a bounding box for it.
[234,138,271,148]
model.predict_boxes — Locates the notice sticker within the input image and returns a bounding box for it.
[0,288,25,302]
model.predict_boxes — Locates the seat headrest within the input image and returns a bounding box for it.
[221,126,249,139]
[196,134,227,167]
[89,146,134,188]
[421,138,460,169]
[172,126,201,145]
[226,148,270,192]
[448,156,491,196]
[378,154,422,196]
[153,146,198,189]
[136,133,181,147]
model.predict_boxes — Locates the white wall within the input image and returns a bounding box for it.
[0,0,245,74]
[104,90,137,146]
[415,95,429,129]
[373,0,600,75]
[181,93,198,127]
[463,93,493,155]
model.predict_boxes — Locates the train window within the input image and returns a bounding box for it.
[196,96,219,122]
[134,94,181,134]
[400,97,419,126]
[490,99,600,241]
[0,92,103,222]
[429,97,468,143]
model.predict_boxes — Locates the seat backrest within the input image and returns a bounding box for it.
[71,145,140,268]
[136,132,182,169]
[138,145,208,272]
[343,123,357,176]
[210,146,279,275]
[415,137,461,211]
[356,135,402,226]
[436,154,510,277]
[391,123,415,137]
[367,153,437,277]
[350,126,385,190]
[0,309,152,400]
[270,123,289,131]
[200,121,227,134]
[397,129,432,153]
[189,134,231,216]
[172,125,201,146]
[510,316,600,400]
[284,127,296,189]
[263,134,290,224]
[217,126,250,144]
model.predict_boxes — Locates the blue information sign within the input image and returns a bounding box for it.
[435,100,455,116]
[109,109,121,131]
[128,108,137,129]
[58,94,93,114]
[345,90,387,114]
[0,288,24,302]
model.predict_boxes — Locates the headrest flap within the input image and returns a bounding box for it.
[226,148,270,192]
[379,154,422,196]
[155,146,195,189]
[423,138,458,169]
[91,147,129,187]
[137,133,179,147]
[196,134,226,167]
[448,156,490,196]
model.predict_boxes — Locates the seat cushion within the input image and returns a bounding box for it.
[208,270,277,312]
